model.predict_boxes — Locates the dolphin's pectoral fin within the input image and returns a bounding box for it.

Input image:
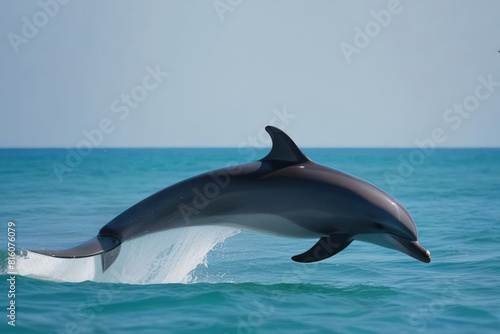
[291,234,353,263]
[262,126,309,163]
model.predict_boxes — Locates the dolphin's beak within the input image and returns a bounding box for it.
[388,234,431,263]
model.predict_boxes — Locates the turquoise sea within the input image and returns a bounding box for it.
[1,148,499,333]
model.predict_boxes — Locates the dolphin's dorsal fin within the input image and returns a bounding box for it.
[262,126,309,163]
[291,234,353,263]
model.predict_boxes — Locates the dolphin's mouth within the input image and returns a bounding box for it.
[388,234,431,263]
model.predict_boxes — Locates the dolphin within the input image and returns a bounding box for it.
[33,126,431,271]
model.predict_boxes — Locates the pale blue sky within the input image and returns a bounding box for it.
[1,0,499,148]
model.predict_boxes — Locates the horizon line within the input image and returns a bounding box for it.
[1,146,499,150]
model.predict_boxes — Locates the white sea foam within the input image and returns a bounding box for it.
[13,226,239,284]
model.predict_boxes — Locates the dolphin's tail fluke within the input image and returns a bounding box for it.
[31,235,121,272]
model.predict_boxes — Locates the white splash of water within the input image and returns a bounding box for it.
[15,252,96,282]
[13,226,239,284]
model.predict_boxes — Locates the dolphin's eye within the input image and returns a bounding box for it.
[374,223,384,230]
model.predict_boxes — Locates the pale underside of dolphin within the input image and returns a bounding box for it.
[33,126,431,272]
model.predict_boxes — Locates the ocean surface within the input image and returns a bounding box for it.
[1,148,499,333]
